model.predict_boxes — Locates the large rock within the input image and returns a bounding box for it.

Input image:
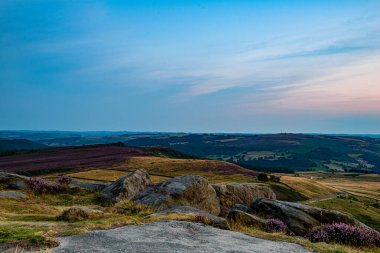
[134,176,221,216]
[227,210,266,228]
[251,198,364,236]
[53,220,310,253]
[101,169,153,204]
[0,172,29,190]
[212,184,276,215]
[147,206,230,230]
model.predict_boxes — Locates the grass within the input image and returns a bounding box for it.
[0,226,50,245]
[0,190,150,249]
[279,176,338,199]
[274,171,380,200]
[319,179,380,200]
[266,182,308,202]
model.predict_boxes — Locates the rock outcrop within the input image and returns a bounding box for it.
[227,210,266,228]
[0,172,29,190]
[101,169,153,203]
[0,191,28,200]
[147,206,229,230]
[53,220,310,253]
[212,184,276,215]
[230,203,253,213]
[251,198,364,236]
[134,176,220,216]
[71,179,109,192]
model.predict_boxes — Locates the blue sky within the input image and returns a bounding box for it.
[1,0,380,133]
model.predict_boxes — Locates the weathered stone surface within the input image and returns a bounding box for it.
[58,206,103,222]
[53,220,310,253]
[147,206,230,230]
[0,172,29,190]
[101,169,153,203]
[251,198,364,236]
[0,191,28,200]
[71,179,109,192]
[212,183,276,215]
[227,210,266,228]
[134,176,221,216]
[230,203,252,213]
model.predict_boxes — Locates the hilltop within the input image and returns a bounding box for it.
[0,142,257,183]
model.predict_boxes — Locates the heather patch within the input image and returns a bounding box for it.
[264,219,287,233]
[308,223,380,247]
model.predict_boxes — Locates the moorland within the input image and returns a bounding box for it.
[0,131,379,252]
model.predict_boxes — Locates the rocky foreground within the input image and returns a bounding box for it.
[52,220,309,253]
[1,169,379,252]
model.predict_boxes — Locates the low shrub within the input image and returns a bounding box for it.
[27,177,51,194]
[257,173,269,182]
[57,175,72,188]
[57,175,72,186]
[308,223,380,247]
[264,219,287,233]
[27,177,62,194]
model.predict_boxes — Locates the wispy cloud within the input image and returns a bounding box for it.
[1,0,380,132]
[238,50,380,115]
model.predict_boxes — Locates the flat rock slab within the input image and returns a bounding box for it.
[53,220,309,253]
[0,191,28,200]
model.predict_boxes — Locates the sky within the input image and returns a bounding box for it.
[1,0,380,134]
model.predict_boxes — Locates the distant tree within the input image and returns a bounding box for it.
[258,173,269,182]
[226,157,234,163]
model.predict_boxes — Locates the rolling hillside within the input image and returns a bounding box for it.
[1,132,379,174]
[0,143,257,183]
[122,133,380,173]
[0,138,46,152]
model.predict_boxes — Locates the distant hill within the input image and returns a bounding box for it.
[0,143,256,182]
[122,133,380,173]
[0,138,46,151]
[0,131,379,174]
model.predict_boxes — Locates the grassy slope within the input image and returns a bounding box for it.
[279,176,338,199]
[68,156,259,184]
[310,197,380,232]
[319,179,380,200]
